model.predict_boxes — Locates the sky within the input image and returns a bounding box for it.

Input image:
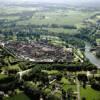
[0,0,100,5]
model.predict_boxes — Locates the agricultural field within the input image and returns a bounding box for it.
[18,10,92,25]
[0,5,94,35]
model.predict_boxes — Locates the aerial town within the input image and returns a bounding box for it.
[4,41,73,63]
[0,1,100,100]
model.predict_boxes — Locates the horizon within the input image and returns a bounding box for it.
[0,0,100,4]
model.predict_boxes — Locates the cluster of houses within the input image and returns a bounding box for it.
[4,41,74,63]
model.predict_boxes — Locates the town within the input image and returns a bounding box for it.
[0,1,100,100]
[4,40,73,63]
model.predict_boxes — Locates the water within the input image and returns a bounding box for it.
[85,43,100,68]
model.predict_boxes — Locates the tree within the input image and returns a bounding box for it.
[82,97,86,100]
[56,74,62,81]
[67,88,73,100]
[47,94,60,100]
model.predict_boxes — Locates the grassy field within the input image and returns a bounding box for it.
[96,38,100,45]
[1,64,21,72]
[5,93,30,100]
[42,28,77,34]
[0,6,95,35]
[80,86,100,100]
[62,84,76,92]
[60,77,76,91]
[16,9,93,26]
[0,16,20,21]
[0,6,35,14]
[42,70,60,75]
[16,9,93,35]
[8,64,21,71]
[0,74,8,80]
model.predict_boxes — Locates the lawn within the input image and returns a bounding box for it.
[1,64,21,71]
[5,93,30,100]
[0,74,8,80]
[62,84,76,92]
[8,64,21,71]
[60,77,76,92]
[60,77,70,84]
[80,86,100,100]
[42,70,60,75]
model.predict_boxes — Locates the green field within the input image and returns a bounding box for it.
[17,10,92,25]
[0,7,34,14]
[80,86,100,100]
[0,74,8,80]
[0,6,94,35]
[5,93,30,100]
[42,28,77,34]
[42,70,60,75]
[60,77,76,92]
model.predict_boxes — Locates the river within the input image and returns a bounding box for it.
[85,43,100,68]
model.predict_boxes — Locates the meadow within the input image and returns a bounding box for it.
[80,86,100,100]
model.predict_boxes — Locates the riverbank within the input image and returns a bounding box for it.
[85,43,100,69]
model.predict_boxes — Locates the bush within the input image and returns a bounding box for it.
[0,75,16,84]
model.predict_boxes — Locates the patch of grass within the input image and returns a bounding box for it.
[96,38,100,45]
[42,28,77,35]
[8,64,21,71]
[97,70,100,74]
[42,70,60,75]
[60,77,76,92]
[80,86,100,100]
[0,16,20,21]
[0,74,8,80]
[50,40,66,46]
[60,77,69,84]
[62,84,76,92]
[2,64,21,72]
[5,93,30,100]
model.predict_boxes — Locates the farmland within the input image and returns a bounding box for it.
[0,5,94,36]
